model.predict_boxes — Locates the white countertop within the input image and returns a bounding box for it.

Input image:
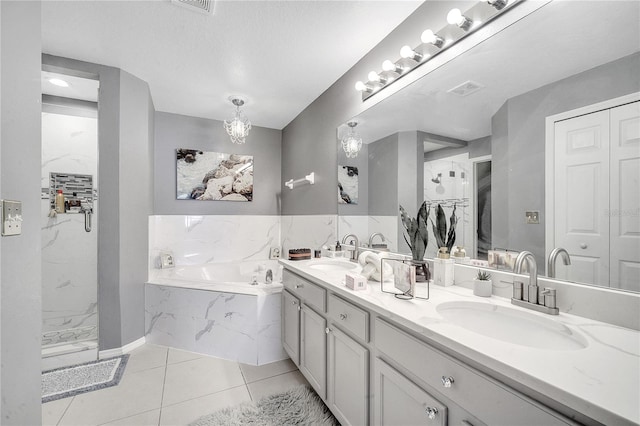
[280,259,640,426]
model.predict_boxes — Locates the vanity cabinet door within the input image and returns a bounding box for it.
[327,326,369,426]
[374,358,447,426]
[282,290,300,365]
[300,304,327,399]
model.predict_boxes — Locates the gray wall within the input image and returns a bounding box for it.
[492,52,640,268]
[368,133,398,216]
[118,70,154,346]
[281,1,456,215]
[1,2,42,423]
[154,112,282,215]
[42,55,154,350]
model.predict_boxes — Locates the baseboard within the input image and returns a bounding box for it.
[98,336,146,359]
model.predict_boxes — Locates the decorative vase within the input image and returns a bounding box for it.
[433,258,454,287]
[409,259,431,282]
[473,279,492,297]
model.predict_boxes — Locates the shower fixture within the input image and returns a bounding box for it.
[432,173,442,184]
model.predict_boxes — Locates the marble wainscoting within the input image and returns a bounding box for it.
[149,215,281,269]
[280,215,337,256]
[145,284,287,365]
[338,215,398,252]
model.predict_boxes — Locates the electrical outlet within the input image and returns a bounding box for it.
[269,246,281,259]
[525,211,540,224]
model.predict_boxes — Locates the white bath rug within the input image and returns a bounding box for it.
[42,355,128,403]
[190,385,339,426]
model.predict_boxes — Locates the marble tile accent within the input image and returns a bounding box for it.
[145,284,287,365]
[149,215,280,268]
[41,112,98,348]
[281,214,337,255]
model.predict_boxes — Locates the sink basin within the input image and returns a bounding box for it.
[436,301,587,351]
[308,259,359,272]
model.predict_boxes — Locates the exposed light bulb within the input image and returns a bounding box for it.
[421,29,445,48]
[400,45,423,61]
[447,8,473,31]
[368,71,380,82]
[382,60,396,72]
[49,78,69,87]
[355,81,372,93]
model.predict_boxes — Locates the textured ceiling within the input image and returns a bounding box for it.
[41,0,423,129]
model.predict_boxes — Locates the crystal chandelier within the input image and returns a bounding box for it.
[341,121,362,158]
[224,97,251,144]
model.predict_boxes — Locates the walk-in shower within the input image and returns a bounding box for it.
[41,70,100,370]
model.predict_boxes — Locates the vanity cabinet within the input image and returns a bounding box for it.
[281,290,300,365]
[327,324,369,426]
[300,304,327,399]
[375,318,575,426]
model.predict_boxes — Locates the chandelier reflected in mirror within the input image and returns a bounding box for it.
[224,96,251,144]
[341,121,362,158]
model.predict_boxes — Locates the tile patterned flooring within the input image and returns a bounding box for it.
[43,344,308,426]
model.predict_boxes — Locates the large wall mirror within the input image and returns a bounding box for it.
[337,1,640,293]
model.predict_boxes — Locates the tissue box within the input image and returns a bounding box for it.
[345,273,367,291]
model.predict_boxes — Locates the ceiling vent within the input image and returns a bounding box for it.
[171,0,215,16]
[447,80,484,97]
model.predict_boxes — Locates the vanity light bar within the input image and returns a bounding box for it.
[356,0,519,101]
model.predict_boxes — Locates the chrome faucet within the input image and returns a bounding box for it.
[341,234,359,262]
[368,232,387,250]
[514,251,538,303]
[547,247,571,278]
[512,250,559,315]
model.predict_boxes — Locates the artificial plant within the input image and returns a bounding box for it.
[432,203,458,255]
[399,201,430,261]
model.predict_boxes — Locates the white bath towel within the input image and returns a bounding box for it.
[358,251,393,282]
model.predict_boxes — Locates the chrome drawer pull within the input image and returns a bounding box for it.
[425,406,438,420]
[339,313,347,320]
[441,376,455,388]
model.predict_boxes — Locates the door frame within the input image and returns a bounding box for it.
[544,92,640,267]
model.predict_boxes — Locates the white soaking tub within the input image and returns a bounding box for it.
[145,262,286,365]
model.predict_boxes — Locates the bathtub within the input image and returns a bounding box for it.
[145,262,286,365]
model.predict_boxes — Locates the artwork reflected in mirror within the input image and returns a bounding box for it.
[338,165,358,205]
[176,149,253,201]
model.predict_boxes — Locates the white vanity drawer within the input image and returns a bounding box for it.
[283,270,326,312]
[328,294,369,342]
[375,319,574,426]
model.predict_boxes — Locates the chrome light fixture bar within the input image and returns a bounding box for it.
[356,0,519,101]
[224,96,251,144]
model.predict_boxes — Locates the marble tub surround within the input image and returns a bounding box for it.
[281,259,640,426]
[281,215,337,255]
[149,215,281,269]
[145,283,286,366]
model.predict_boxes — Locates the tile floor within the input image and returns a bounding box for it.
[43,344,308,426]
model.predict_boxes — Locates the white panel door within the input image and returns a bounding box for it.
[609,101,640,291]
[554,110,610,285]
[300,305,327,399]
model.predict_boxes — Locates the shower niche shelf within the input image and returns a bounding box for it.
[48,172,95,214]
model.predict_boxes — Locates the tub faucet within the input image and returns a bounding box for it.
[547,247,571,278]
[265,269,273,284]
[341,234,359,262]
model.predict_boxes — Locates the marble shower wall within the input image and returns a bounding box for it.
[41,112,98,346]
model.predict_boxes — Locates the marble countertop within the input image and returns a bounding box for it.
[280,259,640,426]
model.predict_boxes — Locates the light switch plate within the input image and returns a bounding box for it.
[525,211,540,224]
[1,200,23,236]
[269,246,281,259]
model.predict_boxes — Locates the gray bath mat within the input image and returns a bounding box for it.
[190,385,339,426]
[42,355,128,403]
